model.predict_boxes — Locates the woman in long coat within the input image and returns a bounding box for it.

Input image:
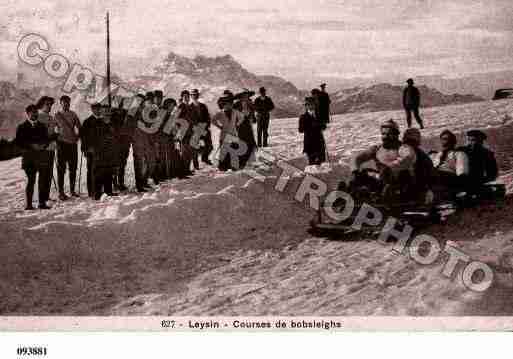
[233,90,257,169]
[298,97,326,165]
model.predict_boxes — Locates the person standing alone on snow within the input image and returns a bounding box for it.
[403,78,424,129]
[299,97,326,165]
[253,87,274,148]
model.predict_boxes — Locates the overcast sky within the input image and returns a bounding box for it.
[1,0,513,88]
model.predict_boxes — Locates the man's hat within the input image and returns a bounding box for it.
[259,86,266,93]
[320,83,327,88]
[154,90,163,97]
[145,91,154,98]
[234,89,255,100]
[406,78,414,84]
[381,119,400,133]
[218,90,234,107]
[467,129,487,141]
[163,98,177,107]
[191,89,200,96]
[180,90,190,97]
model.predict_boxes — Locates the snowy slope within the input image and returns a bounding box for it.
[1,99,513,315]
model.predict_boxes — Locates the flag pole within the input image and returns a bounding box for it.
[106,11,112,107]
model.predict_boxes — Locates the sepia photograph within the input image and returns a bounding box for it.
[1,0,513,336]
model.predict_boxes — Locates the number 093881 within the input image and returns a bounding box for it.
[16,347,47,356]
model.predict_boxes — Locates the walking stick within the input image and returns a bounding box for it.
[78,151,83,194]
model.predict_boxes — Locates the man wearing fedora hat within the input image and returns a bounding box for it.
[299,96,326,166]
[254,86,275,148]
[318,83,331,127]
[403,78,424,129]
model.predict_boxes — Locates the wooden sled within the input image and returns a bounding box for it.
[309,182,506,240]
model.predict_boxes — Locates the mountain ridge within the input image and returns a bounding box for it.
[0,52,490,138]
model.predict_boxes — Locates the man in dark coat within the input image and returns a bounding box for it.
[403,78,424,129]
[16,104,56,210]
[190,89,213,165]
[254,87,275,148]
[90,105,117,200]
[80,103,102,197]
[177,90,196,173]
[459,129,498,195]
[317,83,331,126]
[36,96,57,204]
[110,97,130,191]
[299,97,326,165]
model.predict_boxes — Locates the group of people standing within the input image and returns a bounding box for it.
[15,86,276,210]
[16,96,80,209]
[17,76,486,212]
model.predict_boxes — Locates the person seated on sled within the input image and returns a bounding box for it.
[402,128,435,203]
[458,129,498,196]
[430,130,469,192]
[348,119,417,200]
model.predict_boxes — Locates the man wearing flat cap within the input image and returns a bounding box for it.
[80,102,103,197]
[16,104,57,210]
[254,87,275,148]
[190,88,214,166]
[403,78,424,129]
[459,129,498,193]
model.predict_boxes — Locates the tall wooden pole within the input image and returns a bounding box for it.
[106,11,112,107]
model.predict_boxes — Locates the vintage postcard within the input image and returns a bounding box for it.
[1,0,513,337]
